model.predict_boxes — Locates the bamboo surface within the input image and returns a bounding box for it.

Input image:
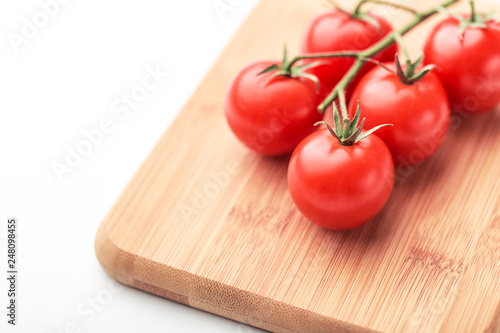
[95,1,500,332]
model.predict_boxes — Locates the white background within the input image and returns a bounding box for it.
[0,0,267,332]
[5,1,500,333]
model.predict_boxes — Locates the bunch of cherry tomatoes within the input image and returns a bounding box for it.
[224,0,500,230]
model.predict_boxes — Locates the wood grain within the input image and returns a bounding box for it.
[95,1,500,332]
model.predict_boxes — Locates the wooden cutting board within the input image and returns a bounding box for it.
[95,1,500,332]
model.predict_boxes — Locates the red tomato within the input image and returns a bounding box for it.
[301,10,397,98]
[288,128,394,230]
[224,61,324,156]
[349,64,450,167]
[424,17,500,114]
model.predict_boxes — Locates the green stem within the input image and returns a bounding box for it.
[322,60,364,114]
[469,0,476,22]
[325,0,351,16]
[338,88,348,121]
[393,33,409,63]
[393,33,412,77]
[285,52,359,72]
[358,56,396,74]
[318,0,458,111]
[353,0,368,16]
[353,0,418,16]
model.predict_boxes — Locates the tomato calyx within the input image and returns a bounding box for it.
[316,101,391,146]
[438,0,494,38]
[391,33,435,85]
[394,53,435,85]
[327,0,383,32]
[258,46,323,92]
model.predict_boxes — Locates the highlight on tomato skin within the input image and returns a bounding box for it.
[224,60,324,156]
[300,9,398,101]
[348,62,451,168]
[287,128,395,231]
[423,16,500,114]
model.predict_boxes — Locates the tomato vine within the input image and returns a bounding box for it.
[264,0,459,117]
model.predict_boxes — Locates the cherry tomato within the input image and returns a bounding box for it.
[287,128,394,230]
[349,63,450,167]
[424,17,500,114]
[224,61,324,156]
[301,10,397,98]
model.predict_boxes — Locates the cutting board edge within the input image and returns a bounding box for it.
[94,222,376,333]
